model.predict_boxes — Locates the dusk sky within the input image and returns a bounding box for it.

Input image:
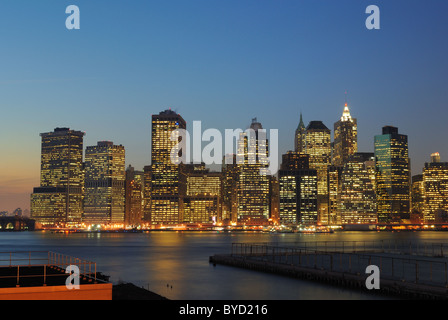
[1,0,448,211]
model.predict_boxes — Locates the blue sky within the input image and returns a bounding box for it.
[1,0,448,211]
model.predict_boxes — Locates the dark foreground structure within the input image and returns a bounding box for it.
[0,251,111,300]
[210,240,448,299]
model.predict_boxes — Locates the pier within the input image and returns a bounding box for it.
[210,240,448,299]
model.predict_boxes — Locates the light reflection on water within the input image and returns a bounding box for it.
[1,231,447,300]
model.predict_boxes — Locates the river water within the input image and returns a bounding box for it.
[1,230,447,300]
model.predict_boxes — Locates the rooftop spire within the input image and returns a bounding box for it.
[298,112,305,130]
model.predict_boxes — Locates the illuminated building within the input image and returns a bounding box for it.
[431,152,441,163]
[333,102,357,167]
[221,154,239,223]
[304,121,331,225]
[411,174,424,223]
[422,155,448,223]
[125,165,144,227]
[374,126,410,223]
[236,118,270,224]
[150,109,187,226]
[294,113,306,153]
[83,141,126,224]
[328,165,343,225]
[143,165,152,223]
[31,128,85,226]
[278,151,318,225]
[183,164,221,224]
[339,153,377,225]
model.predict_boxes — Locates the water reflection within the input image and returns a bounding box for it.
[1,231,447,299]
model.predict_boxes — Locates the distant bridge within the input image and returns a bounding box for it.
[0,216,35,231]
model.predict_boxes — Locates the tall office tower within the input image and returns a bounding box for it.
[374,126,411,223]
[221,154,239,224]
[83,141,125,225]
[294,113,306,153]
[333,103,358,167]
[304,121,332,225]
[422,155,448,223]
[236,118,270,224]
[142,165,152,223]
[183,164,221,224]
[328,165,343,225]
[431,152,441,163]
[125,165,144,227]
[31,128,85,226]
[278,151,318,225]
[338,153,377,225]
[150,109,187,226]
[411,174,424,223]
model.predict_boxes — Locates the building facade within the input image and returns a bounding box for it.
[333,103,358,167]
[236,118,270,224]
[304,121,332,225]
[338,153,377,225]
[374,126,411,223]
[31,128,85,226]
[150,109,187,226]
[422,156,448,223]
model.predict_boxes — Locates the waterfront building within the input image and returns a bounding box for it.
[143,165,152,223]
[125,165,144,227]
[150,109,187,226]
[31,128,85,226]
[422,155,448,223]
[294,113,306,153]
[411,174,424,223]
[338,153,377,225]
[333,103,358,167]
[221,154,239,224]
[327,165,343,225]
[236,118,270,224]
[304,121,332,225]
[278,151,318,225]
[83,141,126,225]
[183,164,221,224]
[374,126,411,223]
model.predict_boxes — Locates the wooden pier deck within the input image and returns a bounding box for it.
[210,241,448,299]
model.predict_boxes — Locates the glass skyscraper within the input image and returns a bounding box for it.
[374,126,410,223]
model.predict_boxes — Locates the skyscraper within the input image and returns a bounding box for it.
[338,153,377,225]
[83,141,126,224]
[221,154,239,224]
[304,121,332,225]
[236,118,270,224]
[150,109,187,226]
[183,164,221,224]
[294,113,306,153]
[374,126,411,223]
[278,151,318,225]
[422,154,448,223]
[125,165,144,227]
[411,174,424,223]
[333,103,358,167]
[31,128,85,226]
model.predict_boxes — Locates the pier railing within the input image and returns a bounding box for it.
[0,251,98,287]
[232,240,448,257]
[230,241,448,289]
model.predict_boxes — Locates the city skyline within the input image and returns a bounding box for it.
[2,0,448,212]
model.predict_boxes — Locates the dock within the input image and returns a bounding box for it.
[210,240,448,299]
